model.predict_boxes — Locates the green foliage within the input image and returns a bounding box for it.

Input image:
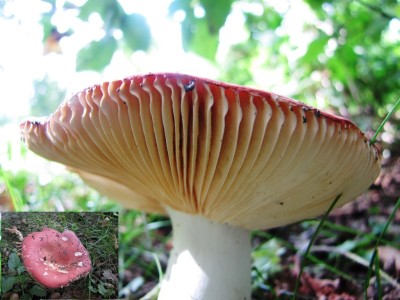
[1,252,29,294]
[1,164,119,212]
[76,0,151,70]
[78,0,122,22]
[300,0,399,114]
[121,13,152,52]
[169,0,233,60]
[97,282,115,298]
[34,0,399,122]
[187,18,219,60]
[77,35,118,72]
[252,239,283,283]
[299,34,330,66]
[7,252,23,274]
[39,0,151,71]
[169,0,399,122]
[2,276,18,293]
[119,210,170,298]
[200,0,233,33]
[29,285,47,297]
[245,4,283,32]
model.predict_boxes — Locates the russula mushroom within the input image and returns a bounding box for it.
[22,228,91,289]
[20,73,381,299]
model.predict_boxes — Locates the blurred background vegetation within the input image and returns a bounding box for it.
[0,0,399,299]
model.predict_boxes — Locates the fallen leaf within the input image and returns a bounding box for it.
[102,269,118,284]
[5,226,23,241]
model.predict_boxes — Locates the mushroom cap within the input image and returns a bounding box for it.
[20,73,381,230]
[21,228,91,289]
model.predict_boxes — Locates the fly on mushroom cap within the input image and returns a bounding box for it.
[20,73,380,229]
[20,73,381,299]
[22,228,91,289]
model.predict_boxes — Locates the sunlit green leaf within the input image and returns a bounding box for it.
[188,19,219,60]
[300,35,329,65]
[200,0,233,34]
[79,0,112,21]
[252,239,282,277]
[76,36,117,71]
[168,0,192,16]
[121,13,151,51]
[170,0,232,59]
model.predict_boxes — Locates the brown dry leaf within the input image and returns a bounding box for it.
[100,217,110,227]
[5,226,23,241]
[113,234,118,250]
[102,269,118,284]
[300,273,357,300]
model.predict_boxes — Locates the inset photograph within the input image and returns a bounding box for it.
[1,212,118,299]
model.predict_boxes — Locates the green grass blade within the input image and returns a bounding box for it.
[364,197,400,299]
[152,252,163,283]
[374,251,382,300]
[292,193,342,299]
[370,98,400,145]
[306,254,354,281]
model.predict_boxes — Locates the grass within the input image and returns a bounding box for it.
[119,211,170,299]
[364,197,400,299]
[0,167,121,212]
[292,194,342,299]
[1,212,118,299]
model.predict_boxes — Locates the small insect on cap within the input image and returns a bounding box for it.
[21,228,91,288]
[21,73,381,230]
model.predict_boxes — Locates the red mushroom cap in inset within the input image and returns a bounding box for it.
[22,228,91,289]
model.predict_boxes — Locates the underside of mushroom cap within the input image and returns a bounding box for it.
[21,73,381,230]
[22,228,91,289]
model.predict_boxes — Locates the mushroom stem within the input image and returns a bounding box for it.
[158,207,251,300]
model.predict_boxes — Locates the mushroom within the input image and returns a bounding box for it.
[20,73,381,299]
[21,228,91,289]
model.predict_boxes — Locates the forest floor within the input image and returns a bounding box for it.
[255,150,400,299]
